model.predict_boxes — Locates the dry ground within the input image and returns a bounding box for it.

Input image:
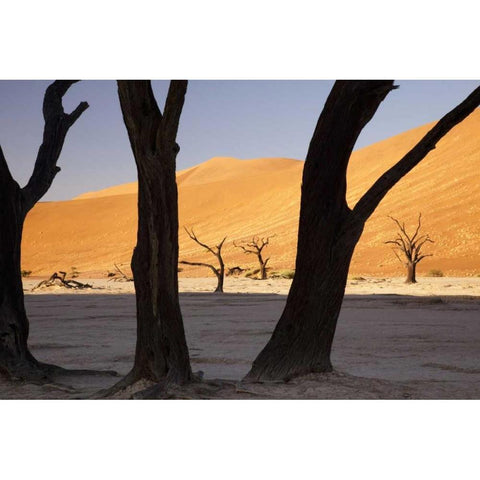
[1,277,479,399]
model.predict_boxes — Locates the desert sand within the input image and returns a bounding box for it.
[1,276,479,399]
[22,109,480,278]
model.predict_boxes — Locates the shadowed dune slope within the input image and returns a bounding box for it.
[23,109,480,277]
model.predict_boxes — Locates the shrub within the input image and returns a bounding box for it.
[427,269,444,277]
[21,270,32,278]
[270,270,295,279]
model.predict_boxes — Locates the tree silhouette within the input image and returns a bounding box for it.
[180,228,227,293]
[0,81,89,380]
[245,80,480,382]
[112,80,192,391]
[234,235,274,280]
[386,214,433,283]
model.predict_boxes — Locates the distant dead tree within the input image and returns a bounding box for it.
[33,271,92,290]
[386,214,434,284]
[108,264,133,282]
[245,80,480,382]
[234,235,274,280]
[227,266,245,276]
[0,81,90,381]
[111,80,192,392]
[180,228,227,293]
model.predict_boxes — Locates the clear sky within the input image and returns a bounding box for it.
[0,80,478,201]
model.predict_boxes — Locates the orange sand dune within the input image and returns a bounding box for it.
[23,109,480,277]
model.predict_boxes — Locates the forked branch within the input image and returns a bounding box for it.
[181,227,227,292]
[21,81,89,212]
[234,235,275,280]
[385,214,434,283]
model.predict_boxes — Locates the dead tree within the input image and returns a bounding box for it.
[180,228,227,293]
[113,80,192,389]
[108,263,134,282]
[33,272,93,290]
[245,80,480,382]
[0,81,89,380]
[234,235,274,280]
[386,214,433,283]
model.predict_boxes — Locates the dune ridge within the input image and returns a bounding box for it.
[23,110,480,277]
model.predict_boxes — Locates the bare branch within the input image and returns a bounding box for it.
[353,85,480,223]
[410,213,422,244]
[235,235,275,254]
[68,101,89,125]
[184,227,216,256]
[385,239,403,248]
[22,80,89,212]
[179,260,219,277]
[415,253,433,263]
[159,80,188,149]
[117,80,163,160]
[233,240,256,255]
[391,248,407,266]
[217,236,227,251]
[386,214,434,272]
[182,227,226,290]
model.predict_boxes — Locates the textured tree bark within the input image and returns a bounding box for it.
[117,81,192,385]
[246,80,480,382]
[0,81,89,380]
[0,175,36,378]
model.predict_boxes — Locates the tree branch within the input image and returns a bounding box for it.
[159,80,188,150]
[184,227,217,256]
[117,81,163,161]
[353,86,480,223]
[410,213,423,244]
[179,260,219,277]
[22,80,89,212]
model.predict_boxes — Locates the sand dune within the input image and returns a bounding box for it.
[22,109,480,277]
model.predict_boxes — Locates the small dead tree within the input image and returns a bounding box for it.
[386,214,433,284]
[234,236,274,280]
[180,228,226,293]
[33,272,92,290]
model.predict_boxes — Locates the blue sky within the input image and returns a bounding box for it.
[0,80,478,201]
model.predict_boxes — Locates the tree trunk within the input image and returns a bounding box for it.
[118,81,192,385]
[0,181,38,378]
[216,254,225,292]
[259,264,266,280]
[245,81,395,382]
[0,81,89,381]
[405,262,417,283]
[258,254,267,280]
[215,269,224,293]
[245,81,480,382]
[246,214,362,380]
[130,168,192,382]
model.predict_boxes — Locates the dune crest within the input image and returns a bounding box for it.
[23,110,480,277]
